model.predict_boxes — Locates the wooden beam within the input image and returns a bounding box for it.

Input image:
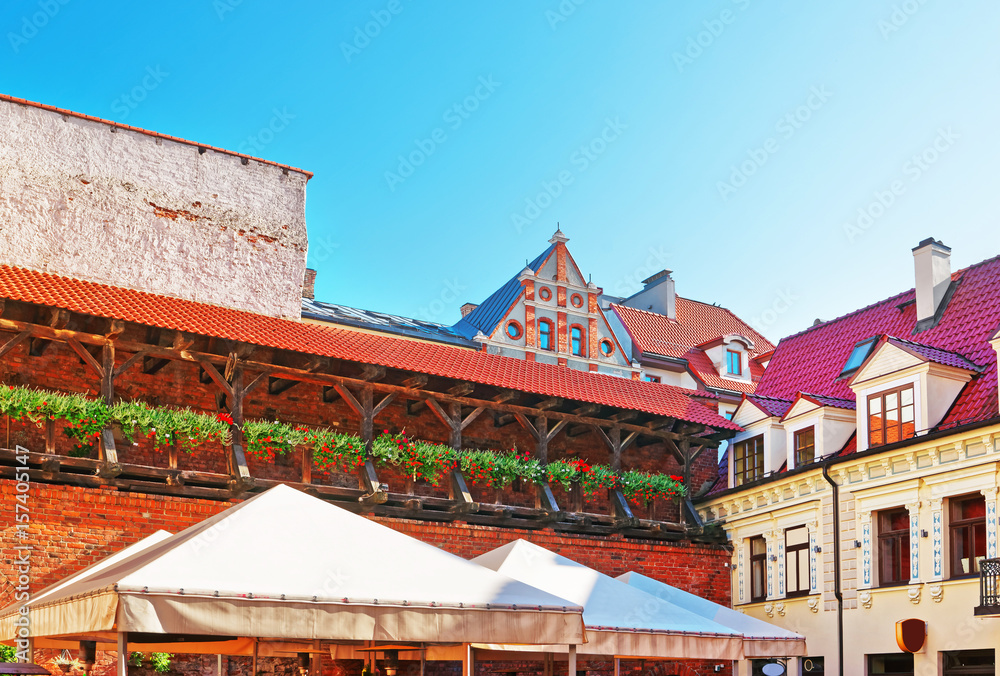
[492,390,518,404]
[448,382,475,397]
[29,308,70,356]
[572,403,601,417]
[105,319,125,340]
[360,364,385,382]
[0,330,30,360]
[0,317,721,445]
[534,397,563,411]
[113,349,150,379]
[197,359,234,399]
[68,338,104,378]
[566,424,591,438]
[609,410,638,423]
[402,374,428,389]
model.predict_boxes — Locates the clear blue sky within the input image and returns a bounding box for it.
[2,1,998,343]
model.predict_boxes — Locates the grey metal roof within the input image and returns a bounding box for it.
[302,299,480,348]
[453,244,555,340]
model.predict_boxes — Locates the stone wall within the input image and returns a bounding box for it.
[0,96,309,319]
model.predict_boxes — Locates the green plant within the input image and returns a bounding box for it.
[129,652,144,667]
[0,645,15,662]
[150,653,172,673]
[111,401,230,451]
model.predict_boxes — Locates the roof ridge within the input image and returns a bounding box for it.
[780,251,1000,343]
[0,92,313,178]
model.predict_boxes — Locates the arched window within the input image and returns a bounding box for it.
[538,319,554,351]
[570,325,584,356]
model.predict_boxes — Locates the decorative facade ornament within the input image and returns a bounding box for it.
[907,585,921,604]
[859,590,872,609]
[929,584,944,603]
[983,488,998,559]
[930,498,944,579]
[905,501,921,582]
[775,601,786,617]
[807,597,820,613]
[764,602,774,618]
[982,434,995,453]
[735,537,745,604]
[859,511,873,588]
[904,452,918,471]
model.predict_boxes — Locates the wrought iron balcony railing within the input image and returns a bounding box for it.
[974,557,1000,616]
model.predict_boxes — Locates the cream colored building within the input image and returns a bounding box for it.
[697,240,1000,676]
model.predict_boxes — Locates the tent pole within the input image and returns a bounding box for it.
[252,639,258,676]
[614,658,620,676]
[419,643,425,676]
[567,645,576,676]
[116,633,127,676]
[217,654,223,676]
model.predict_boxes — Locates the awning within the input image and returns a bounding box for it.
[617,571,806,658]
[0,486,584,646]
[472,540,743,660]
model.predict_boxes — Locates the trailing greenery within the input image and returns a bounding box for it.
[0,385,686,503]
[0,645,14,662]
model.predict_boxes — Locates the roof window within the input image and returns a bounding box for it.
[839,336,879,379]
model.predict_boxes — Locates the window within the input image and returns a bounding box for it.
[868,653,913,675]
[839,336,878,379]
[867,384,915,447]
[538,287,552,301]
[794,427,816,466]
[570,326,584,356]
[950,494,986,578]
[785,526,810,597]
[570,293,584,308]
[505,321,522,340]
[644,375,661,383]
[749,536,767,602]
[599,339,614,356]
[538,319,554,351]
[734,435,764,486]
[943,650,994,675]
[724,410,735,420]
[877,507,910,586]
[726,349,742,375]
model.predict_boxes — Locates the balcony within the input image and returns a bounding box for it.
[974,558,1000,615]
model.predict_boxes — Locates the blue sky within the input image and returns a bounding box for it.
[2,1,998,343]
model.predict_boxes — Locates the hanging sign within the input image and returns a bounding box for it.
[896,618,927,653]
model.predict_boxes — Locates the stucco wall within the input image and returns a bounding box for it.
[0,98,309,319]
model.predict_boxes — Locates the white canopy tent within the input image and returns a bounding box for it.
[0,486,585,673]
[472,540,744,661]
[617,571,806,658]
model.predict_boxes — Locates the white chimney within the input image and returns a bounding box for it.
[620,270,676,318]
[912,238,952,324]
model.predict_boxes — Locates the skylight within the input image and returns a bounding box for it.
[838,336,879,379]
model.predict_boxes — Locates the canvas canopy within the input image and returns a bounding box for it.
[0,485,584,648]
[472,540,743,660]
[617,571,806,658]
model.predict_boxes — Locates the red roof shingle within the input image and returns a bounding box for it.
[0,265,740,431]
[612,300,775,395]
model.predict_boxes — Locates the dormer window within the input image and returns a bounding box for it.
[794,427,816,466]
[867,385,915,447]
[734,435,764,486]
[726,350,742,375]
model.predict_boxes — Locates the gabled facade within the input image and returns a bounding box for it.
[698,239,1000,675]
[454,229,636,377]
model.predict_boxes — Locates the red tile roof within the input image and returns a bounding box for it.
[883,336,985,372]
[0,265,740,431]
[611,300,775,395]
[744,394,794,419]
[0,93,312,178]
[757,254,1000,431]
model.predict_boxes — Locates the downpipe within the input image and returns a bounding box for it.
[822,464,844,676]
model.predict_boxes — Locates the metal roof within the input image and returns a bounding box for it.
[302,299,478,348]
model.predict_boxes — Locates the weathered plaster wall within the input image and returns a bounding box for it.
[0,98,309,319]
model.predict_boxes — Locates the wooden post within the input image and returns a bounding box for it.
[45,419,56,454]
[301,445,312,484]
[117,633,127,676]
[613,657,620,676]
[567,645,576,676]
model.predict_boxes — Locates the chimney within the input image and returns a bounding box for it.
[637,270,676,319]
[912,238,951,325]
[301,268,317,299]
[460,303,478,318]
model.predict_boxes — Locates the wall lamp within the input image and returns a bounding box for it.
[813,545,822,554]
[921,529,929,538]
[854,540,862,549]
